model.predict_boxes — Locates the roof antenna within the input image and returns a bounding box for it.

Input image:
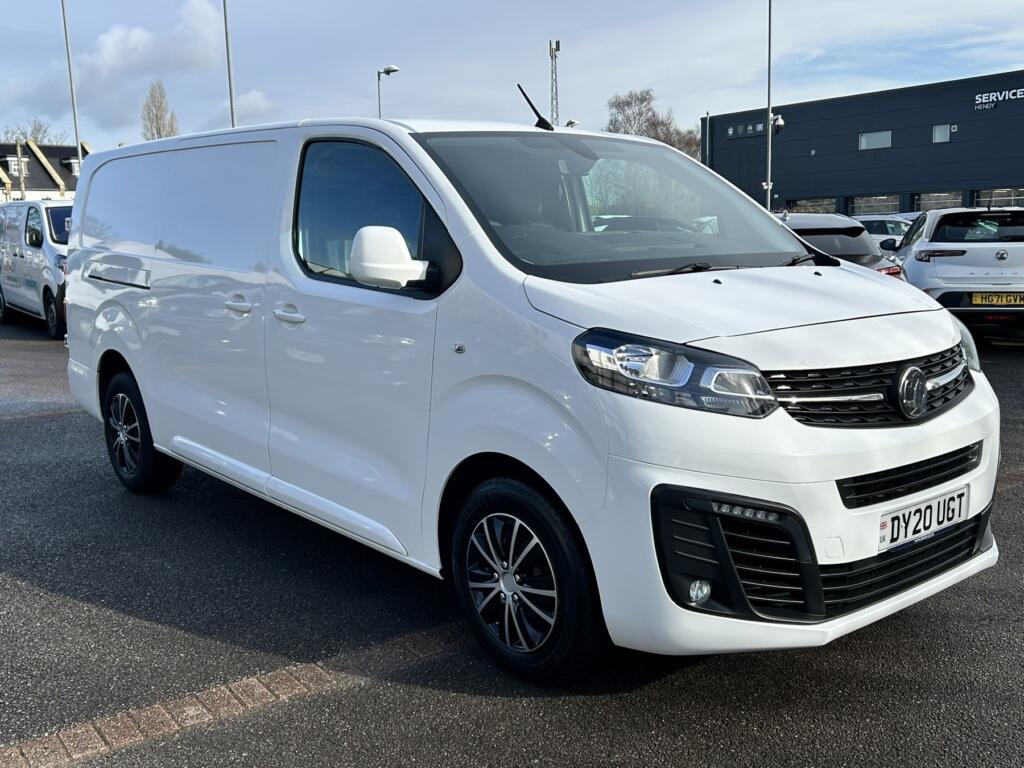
[516,83,554,131]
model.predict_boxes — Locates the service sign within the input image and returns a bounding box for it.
[975,87,1024,110]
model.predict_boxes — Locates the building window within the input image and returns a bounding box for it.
[849,194,899,215]
[5,156,29,178]
[913,192,961,211]
[932,124,951,143]
[785,198,836,213]
[61,157,81,177]
[858,130,891,150]
[976,188,1024,206]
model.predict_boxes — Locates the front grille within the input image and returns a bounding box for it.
[718,515,806,615]
[652,486,992,624]
[764,344,973,427]
[818,514,984,617]
[836,442,983,509]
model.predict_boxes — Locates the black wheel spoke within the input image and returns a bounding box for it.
[518,591,555,626]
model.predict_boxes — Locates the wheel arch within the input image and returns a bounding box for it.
[97,348,134,405]
[436,452,599,587]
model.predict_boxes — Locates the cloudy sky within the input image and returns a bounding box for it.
[4,0,1024,149]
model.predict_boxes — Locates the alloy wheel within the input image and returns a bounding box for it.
[107,393,142,475]
[46,298,57,335]
[465,513,559,652]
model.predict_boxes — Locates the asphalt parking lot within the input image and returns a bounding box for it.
[1,312,1021,768]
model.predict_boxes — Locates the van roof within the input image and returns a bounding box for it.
[85,118,660,160]
[0,198,73,209]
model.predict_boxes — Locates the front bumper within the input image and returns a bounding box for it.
[580,377,1000,656]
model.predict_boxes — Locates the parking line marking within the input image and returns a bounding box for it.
[0,664,364,766]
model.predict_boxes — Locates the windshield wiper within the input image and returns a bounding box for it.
[629,262,714,278]
[782,253,819,266]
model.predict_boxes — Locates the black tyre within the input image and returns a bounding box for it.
[451,478,606,680]
[0,286,9,323]
[44,290,65,340]
[103,372,182,494]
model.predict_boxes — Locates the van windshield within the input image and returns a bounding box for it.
[46,206,73,245]
[415,132,807,283]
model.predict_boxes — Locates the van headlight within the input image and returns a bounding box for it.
[572,329,778,418]
[953,317,981,372]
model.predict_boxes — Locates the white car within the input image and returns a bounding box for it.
[893,207,1024,326]
[65,120,999,677]
[0,199,73,338]
[854,214,914,247]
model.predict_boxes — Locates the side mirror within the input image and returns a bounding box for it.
[26,229,43,248]
[350,226,429,289]
[879,238,897,252]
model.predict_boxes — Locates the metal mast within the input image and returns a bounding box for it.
[223,0,237,127]
[765,0,773,209]
[549,39,560,125]
[60,0,82,167]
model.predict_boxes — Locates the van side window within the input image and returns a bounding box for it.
[295,141,425,282]
[25,207,43,247]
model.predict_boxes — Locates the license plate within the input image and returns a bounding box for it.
[971,292,1024,305]
[878,486,970,552]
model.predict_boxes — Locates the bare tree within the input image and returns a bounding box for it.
[2,118,69,144]
[606,89,700,160]
[141,81,180,141]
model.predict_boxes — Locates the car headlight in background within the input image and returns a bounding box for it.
[953,316,982,372]
[572,329,778,418]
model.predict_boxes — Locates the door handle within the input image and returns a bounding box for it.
[274,305,306,324]
[224,295,253,314]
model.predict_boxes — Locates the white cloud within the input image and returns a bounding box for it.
[201,89,278,130]
[236,89,276,123]
[88,25,155,78]
[0,0,224,134]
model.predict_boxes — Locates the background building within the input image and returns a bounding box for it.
[702,69,1024,215]
[0,141,90,201]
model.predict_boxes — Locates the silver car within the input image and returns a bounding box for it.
[777,212,905,279]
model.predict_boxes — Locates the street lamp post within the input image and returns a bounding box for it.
[765,0,773,209]
[376,65,400,118]
[59,0,82,167]
[223,0,237,127]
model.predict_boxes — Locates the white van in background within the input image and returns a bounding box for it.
[0,199,73,338]
[65,120,999,678]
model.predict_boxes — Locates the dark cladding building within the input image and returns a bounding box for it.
[701,69,1024,215]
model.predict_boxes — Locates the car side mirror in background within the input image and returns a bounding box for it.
[879,238,898,252]
[350,226,430,290]
[26,229,43,248]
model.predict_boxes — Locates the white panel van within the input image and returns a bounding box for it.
[66,120,999,678]
[0,199,73,338]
